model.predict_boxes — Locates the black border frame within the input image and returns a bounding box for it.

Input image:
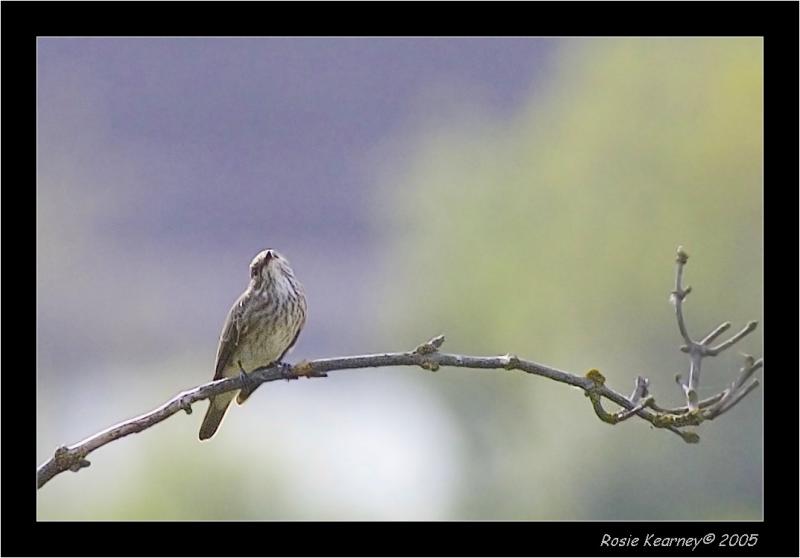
[3,2,797,556]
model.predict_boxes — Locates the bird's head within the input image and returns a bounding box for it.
[249,249,294,287]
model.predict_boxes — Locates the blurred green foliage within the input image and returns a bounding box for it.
[375,38,762,519]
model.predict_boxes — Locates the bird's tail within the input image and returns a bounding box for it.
[198,392,236,441]
[236,383,259,405]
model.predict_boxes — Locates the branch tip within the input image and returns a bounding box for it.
[629,376,650,403]
[414,334,445,355]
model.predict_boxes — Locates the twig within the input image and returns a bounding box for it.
[34,341,682,489]
[707,321,758,356]
[669,246,761,411]
[36,247,762,489]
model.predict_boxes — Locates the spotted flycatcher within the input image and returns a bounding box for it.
[199,249,307,440]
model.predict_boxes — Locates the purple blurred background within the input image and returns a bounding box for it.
[37,37,555,372]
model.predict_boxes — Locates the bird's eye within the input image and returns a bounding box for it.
[251,267,258,278]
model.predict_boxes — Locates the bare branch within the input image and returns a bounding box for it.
[707,321,759,356]
[648,391,726,414]
[37,337,586,488]
[670,246,694,347]
[616,397,654,422]
[700,322,731,345]
[628,376,650,404]
[35,336,695,489]
[669,246,762,412]
[37,249,763,490]
[712,379,761,418]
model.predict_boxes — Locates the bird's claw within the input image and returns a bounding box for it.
[279,362,295,381]
[178,393,193,414]
[237,360,254,389]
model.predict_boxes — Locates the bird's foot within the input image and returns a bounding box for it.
[237,360,254,389]
[278,361,296,382]
[177,393,193,414]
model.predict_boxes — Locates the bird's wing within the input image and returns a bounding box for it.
[213,292,249,380]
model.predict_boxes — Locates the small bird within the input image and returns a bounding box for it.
[198,249,307,441]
